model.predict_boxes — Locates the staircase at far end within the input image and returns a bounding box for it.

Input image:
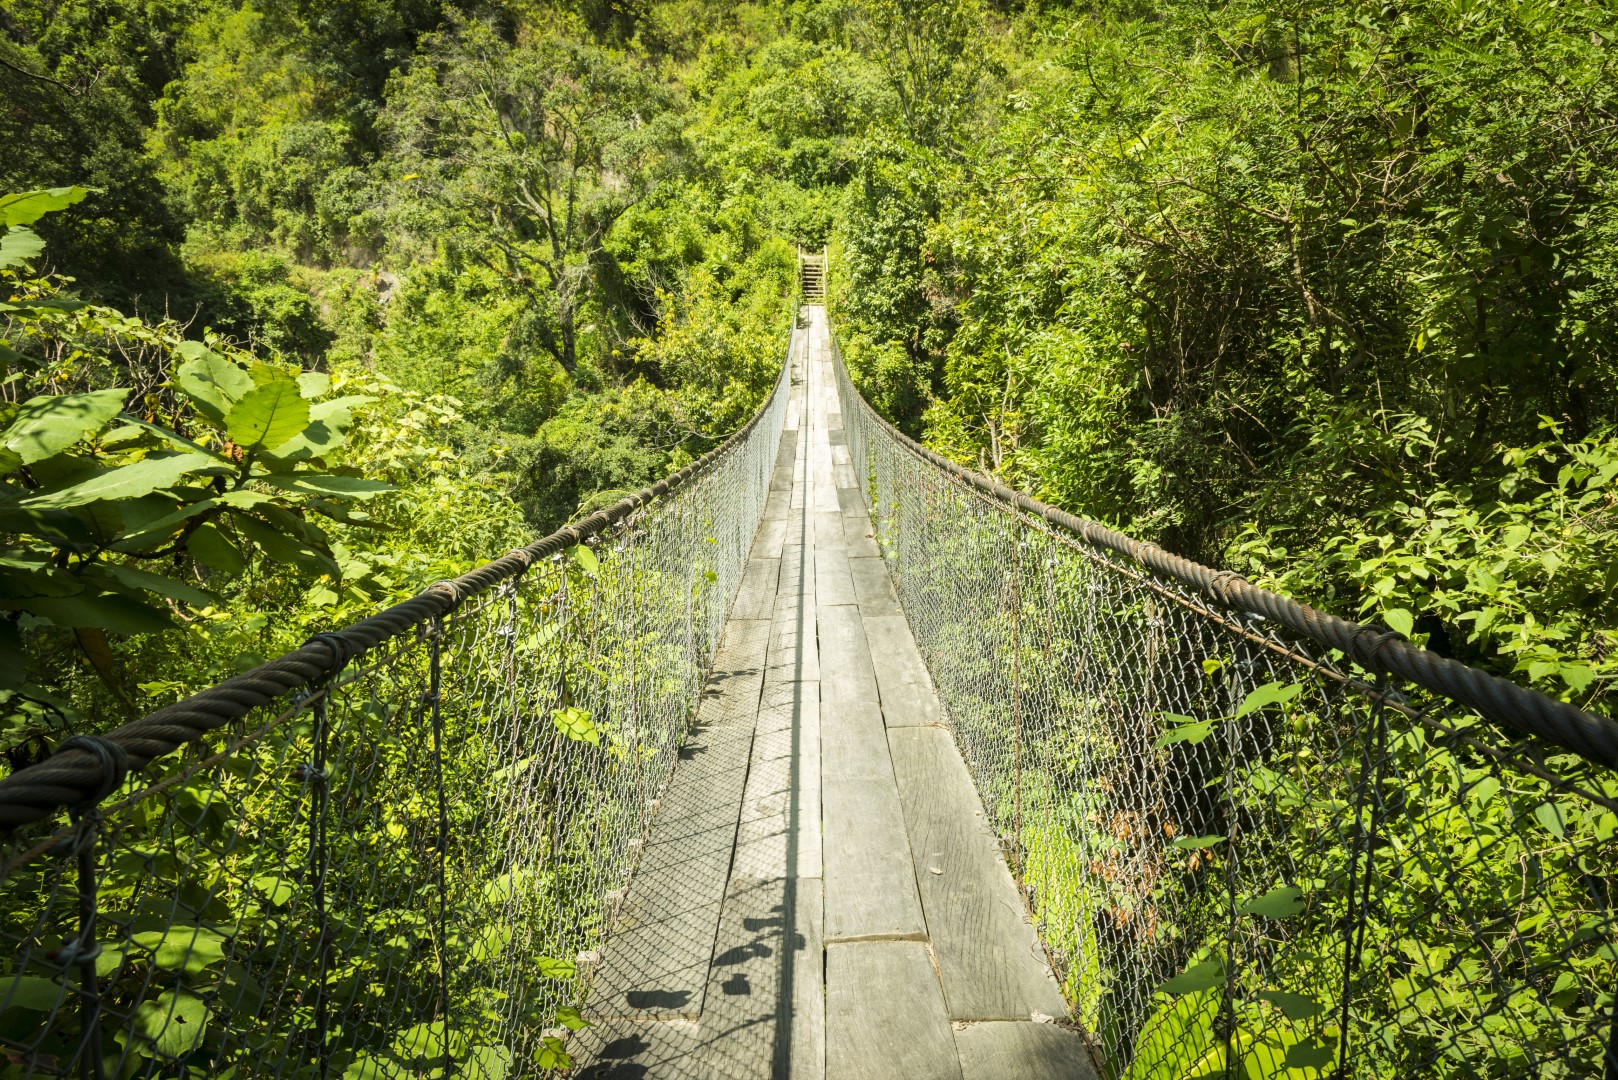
[799,247,827,303]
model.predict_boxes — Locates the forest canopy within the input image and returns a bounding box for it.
[3,0,1614,792]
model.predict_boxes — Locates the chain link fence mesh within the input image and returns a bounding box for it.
[0,342,791,1079]
[835,339,1618,1080]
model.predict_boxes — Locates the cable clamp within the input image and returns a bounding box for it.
[57,735,130,808]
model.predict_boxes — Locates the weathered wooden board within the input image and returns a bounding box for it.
[763,490,791,521]
[821,698,925,940]
[735,679,821,881]
[777,544,816,600]
[890,727,1067,1020]
[586,622,767,1020]
[843,511,880,558]
[833,462,859,489]
[766,591,820,685]
[732,558,782,620]
[812,509,847,551]
[751,518,789,560]
[815,548,857,609]
[862,613,942,726]
[953,1022,1100,1080]
[849,557,900,616]
[817,606,878,705]
[689,875,826,1080]
[836,487,865,514]
[825,941,962,1080]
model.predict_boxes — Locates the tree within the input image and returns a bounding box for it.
[383,19,676,375]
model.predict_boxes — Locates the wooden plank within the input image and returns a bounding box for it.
[735,680,821,881]
[825,942,962,1080]
[833,462,859,489]
[836,487,865,514]
[690,876,826,1080]
[862,614,941,726]
[849,557,900,616]
[817,606,878,705]
[766,590,820,685]
[751,518,788,560]
[777,545,816,601]
[815,548,857,609]
[813,483,842,513]
[587,622,768,1020]
[772,465,795,492]
[733,558,781,620]
[890,727,1068,1021]
[813,510,847,551]
[764,490,791,521]
[843,512,880,559]
[953,1023,1100,1080]
[821,699,924,940]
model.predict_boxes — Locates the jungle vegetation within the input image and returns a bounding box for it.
[3,0,1615,1074]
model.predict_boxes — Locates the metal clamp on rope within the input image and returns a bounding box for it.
[1347,626,1405,675]
[57,734,130,809]
[304,632,357,679]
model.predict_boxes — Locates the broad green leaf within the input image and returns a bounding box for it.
[1171,835,1225,850]
[1234,681,1304,718]
[20,452,231,509]
[1,187,88,226]
[233,513,338,577]
[464,1044,511,1080]
[297,370,332,399]
[0,226,45,269]
[1159,959,1224,996]
[1383,607,1414,638]
[0,975,67,1011]
[1155,713,1217,747]
[104,565,215,607]
[131,990,209,1059]
[568,544,600,576]
[17,591,174,633]
[130,927,231,975]
[1533,801,1567,839]
[262,473,395,499]
[554,1005,588,1031]
[226,375,310,452]
[2,389,126,465]
[535,1036,572,1070]
[1240,884,1304,919]
[1257,990,1323,1020]
[175,343,253,425]
[552,705,599,746]
[1561,663,1595,693]
[112,415,234,463]
[537,957,577,979]
[189,522,246,574]
[251,873,296,908]
[1283,1036,1337,1070]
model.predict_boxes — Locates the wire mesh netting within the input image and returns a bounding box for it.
[835,343,1618,1079]
[0,346,791,1078]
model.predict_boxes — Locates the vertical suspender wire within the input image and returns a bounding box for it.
[309,692,331,1080]
[1336,670,1390,1079]
[426,615,452,1079]
[71,810,104,1080]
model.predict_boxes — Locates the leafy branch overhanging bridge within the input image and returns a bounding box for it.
[2,304,1616,1080]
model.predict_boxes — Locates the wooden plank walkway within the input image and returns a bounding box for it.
[574,307,1096,1079]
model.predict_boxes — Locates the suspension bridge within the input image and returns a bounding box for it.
[1,295,1616,1079]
